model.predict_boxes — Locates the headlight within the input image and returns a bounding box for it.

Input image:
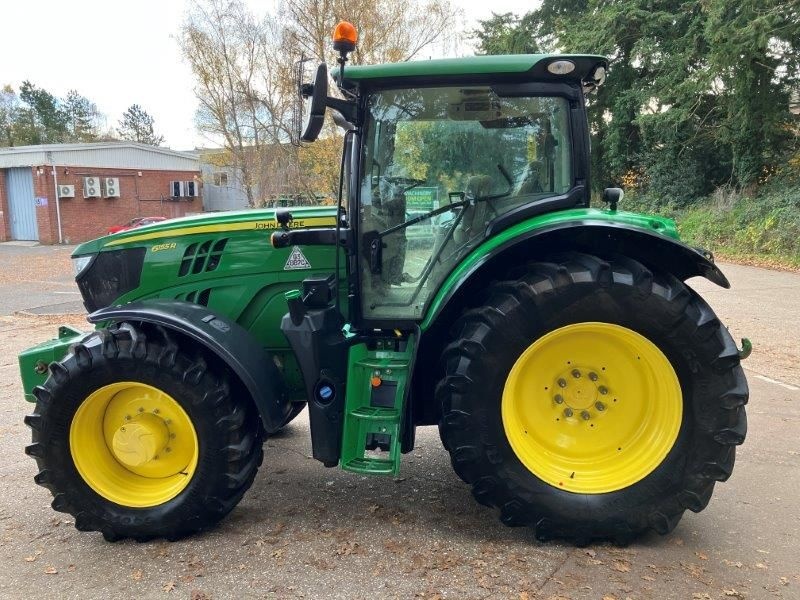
[72,255,95,277]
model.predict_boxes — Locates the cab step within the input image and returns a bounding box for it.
[340,334,416,476]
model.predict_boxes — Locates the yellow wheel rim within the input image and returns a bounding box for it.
[70,382,199,508]
[502,323,682,494]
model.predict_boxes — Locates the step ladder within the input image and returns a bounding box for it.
[340,334,416,476]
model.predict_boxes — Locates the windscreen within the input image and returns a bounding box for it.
[358,86,573,321]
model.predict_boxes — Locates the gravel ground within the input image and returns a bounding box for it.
[0,246,798,599]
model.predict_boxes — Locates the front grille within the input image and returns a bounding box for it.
[178,238,228,276]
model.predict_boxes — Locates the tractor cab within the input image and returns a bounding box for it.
[272,25,609,473]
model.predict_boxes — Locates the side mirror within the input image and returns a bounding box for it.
[602,187,624,211]
[300,63,329,142]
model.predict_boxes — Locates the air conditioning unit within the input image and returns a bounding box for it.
[58,185,75,198]
[184,181,199,198]
[170,181,185,198]
[83,176,101,198]
[103,177,120,198]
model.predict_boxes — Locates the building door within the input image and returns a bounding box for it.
[7,168,39,241]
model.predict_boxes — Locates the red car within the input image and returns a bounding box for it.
[107,216,167,235]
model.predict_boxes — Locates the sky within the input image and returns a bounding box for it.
[0,0,536,150]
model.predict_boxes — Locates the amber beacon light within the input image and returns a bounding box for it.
[332,21,358,53]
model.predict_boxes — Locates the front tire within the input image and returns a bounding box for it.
[25,323,263,541]
[437,253,748,544]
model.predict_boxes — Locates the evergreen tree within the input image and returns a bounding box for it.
[117,104,164,146]
[472,13,541,55]
[63,90,100,142]
[18,81,68,144]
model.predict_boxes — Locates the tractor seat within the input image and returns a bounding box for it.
[453,175,493,245]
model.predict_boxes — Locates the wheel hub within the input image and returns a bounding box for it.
[111,414,170,468]
[554,368,604,412]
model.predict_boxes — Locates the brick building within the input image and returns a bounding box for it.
[0,142,202,244]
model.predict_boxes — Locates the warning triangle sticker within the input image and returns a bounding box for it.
[284,246,312,270]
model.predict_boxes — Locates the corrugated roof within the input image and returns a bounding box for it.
[0,142,199,171]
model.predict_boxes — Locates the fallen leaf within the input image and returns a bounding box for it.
[691,594,711,600]
[519,593,531,600]
[755,563,768,570]
[162,581,176,592]
[271,549,284,559]
[642,575,655,582]
[723,590,744,599]
[23,556,36,562]
[602,596,617,600]
[44,566,58,575]
[190,591,210,600]
[585,549,597,558]
[780,577,789,586]
[612,560,631,573]
[695,552,708,560]
[131,569,143,581]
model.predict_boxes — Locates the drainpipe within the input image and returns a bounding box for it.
[46,151,63,244]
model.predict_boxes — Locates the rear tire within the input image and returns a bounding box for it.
[436,252,748,544]
[25,322,263,541]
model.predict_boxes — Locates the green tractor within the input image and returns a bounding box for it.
[19,24,749,545]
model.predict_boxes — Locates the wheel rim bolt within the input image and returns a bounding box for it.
[581,410,591,420]
[125,415,131,421]
[595,402,606,411]
[563,408,573,418]
[153,409,159,415]
[571,369,581,378]
[554,394,564,404]
[557,378,567,388]
[138,407,144,413]
[598,386,608,395]
[170,433,176,439]
[165,447,171,453]
[588,372,598,381]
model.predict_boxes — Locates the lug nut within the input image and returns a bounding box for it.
[589,372,598,381]
[165,447,171,453]
[557,378,567,388]
[170,433,176,439]
[581,410,591,420]
[554,394,564,404]
[153,408,159,415]
[595,401,606,411]
[571,369,581,378]
[598,386,608,395]
[125,415,131,421]
[138,407,144,413]
[563,408,573,418]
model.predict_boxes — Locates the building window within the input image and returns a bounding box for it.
[213,172,228,186]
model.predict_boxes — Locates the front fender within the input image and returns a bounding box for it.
[89,299,289,433]
[421,216,729,330]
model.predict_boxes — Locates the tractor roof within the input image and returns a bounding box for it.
[335,54,606,85]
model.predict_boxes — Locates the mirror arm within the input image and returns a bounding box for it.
[325,97,357,124]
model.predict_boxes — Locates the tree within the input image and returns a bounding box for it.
[472,12,541,55]
[476,0,800,196]
[0,85,20,146]
[63,90,100,142]
[117,104,164,145]
[18,81,68,144]
[180,0,461,206]
[281,0,460,65]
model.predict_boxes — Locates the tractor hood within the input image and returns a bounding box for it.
[72,206,338,257]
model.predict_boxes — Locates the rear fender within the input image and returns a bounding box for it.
[423,220,729,330]
[89,299,290,433]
